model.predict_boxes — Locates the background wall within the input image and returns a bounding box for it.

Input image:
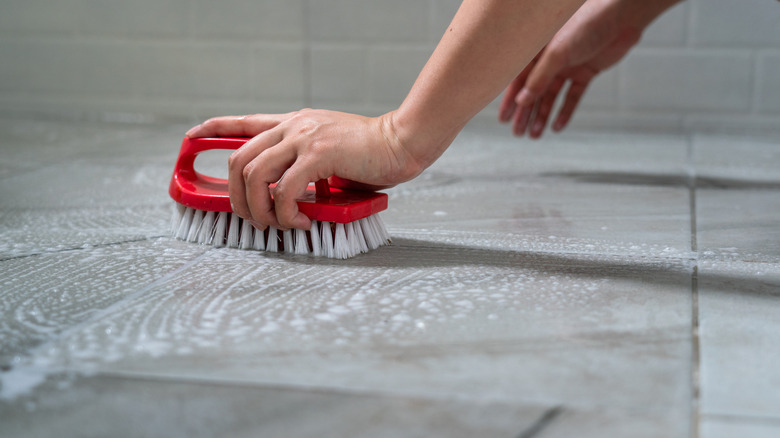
[1,0,778,132]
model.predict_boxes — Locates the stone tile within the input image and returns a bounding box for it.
[0,373,551,438]
[0,240,208,367]
[701,416,780,438]
[5,244,692,413]
[698,259,780,419]
[696,190,780,260]
[385,130,692,255]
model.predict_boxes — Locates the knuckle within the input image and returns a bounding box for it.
[241,161,255,182]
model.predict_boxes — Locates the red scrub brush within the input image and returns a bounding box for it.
[169,137,391,259]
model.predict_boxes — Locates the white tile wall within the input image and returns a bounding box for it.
[0,0,777,130]
[620,49,753,112]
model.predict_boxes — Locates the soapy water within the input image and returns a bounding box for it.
[0,226,708,401]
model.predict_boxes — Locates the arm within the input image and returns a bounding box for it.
[187,0,585,230]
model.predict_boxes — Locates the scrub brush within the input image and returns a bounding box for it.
[169,137,391,259]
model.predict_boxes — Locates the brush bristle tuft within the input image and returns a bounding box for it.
[170,204,390,258]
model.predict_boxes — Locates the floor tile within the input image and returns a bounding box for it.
[0,373,550,438]
[4,244,693,417]
[0,240,207,368]
[698,259,780,419]
[701,415,780,438]
[696,189,780,260]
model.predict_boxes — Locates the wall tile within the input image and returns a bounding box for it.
[639,1,688,47]
[80,0,190,38]
[310,45,366,103]
[253,43,306,100]
[308,0,429,42]
[367,46,433,106]
[0,0,83,36]
[756,53,780,113]
[690,0,780,47]
[620,49,753,112]
[430,0,461,41]
[193,0,304,40]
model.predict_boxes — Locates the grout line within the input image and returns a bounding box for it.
[686,134,701,438]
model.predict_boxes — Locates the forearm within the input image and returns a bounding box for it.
[391,0,585,172]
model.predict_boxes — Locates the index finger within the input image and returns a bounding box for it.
[186,114,287,138]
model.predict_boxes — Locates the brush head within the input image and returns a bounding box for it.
[168,137,388,223]
[168,136,391,258]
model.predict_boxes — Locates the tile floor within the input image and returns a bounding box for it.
[0,116,778,437]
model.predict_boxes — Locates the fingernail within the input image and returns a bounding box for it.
[533,120,544,133]
[185,124,201,137]
[515,89,532,105]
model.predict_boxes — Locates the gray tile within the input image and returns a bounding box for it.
[0,373,550,438]
[690,0,780,47]
[701,415,780,438]
[6,244,693,413]
[193,0,305,40]
[757,54,780,114]
[698,259,780,419]
[640,1,689,47]
[0,240,208,367]
[307,0,430,42]
[620,50,753,112]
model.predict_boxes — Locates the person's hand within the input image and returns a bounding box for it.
[499,0,645,138]
[185,110,421,231]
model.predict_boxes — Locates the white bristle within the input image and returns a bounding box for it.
[322,221,334,258]
[171,204,185,235]
[333,222,349,259]
[266,227,279,252]
[176,207,194,240]
[226,213,240,248]
[213,212,228,247]
[186,209,204,242]
[239,219,254,250]
[294,228,310,255]
[252,226,265,251]
[199,211,216,244]
[310,221,322,257]
[346,222,360,257]
[352,219,369,254]
[283,229,294,253]
[171,204,390,258]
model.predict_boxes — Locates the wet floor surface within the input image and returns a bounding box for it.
[1,117,778,437]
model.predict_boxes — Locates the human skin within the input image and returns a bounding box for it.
[186,0,585,231]
[499,0,683,138]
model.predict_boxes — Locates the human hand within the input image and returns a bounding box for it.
[498,0,646,138]
[185,110,420,231]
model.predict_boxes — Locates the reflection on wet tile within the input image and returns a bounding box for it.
[0,373,550,438]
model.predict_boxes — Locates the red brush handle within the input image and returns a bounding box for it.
[169,137,387,223]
